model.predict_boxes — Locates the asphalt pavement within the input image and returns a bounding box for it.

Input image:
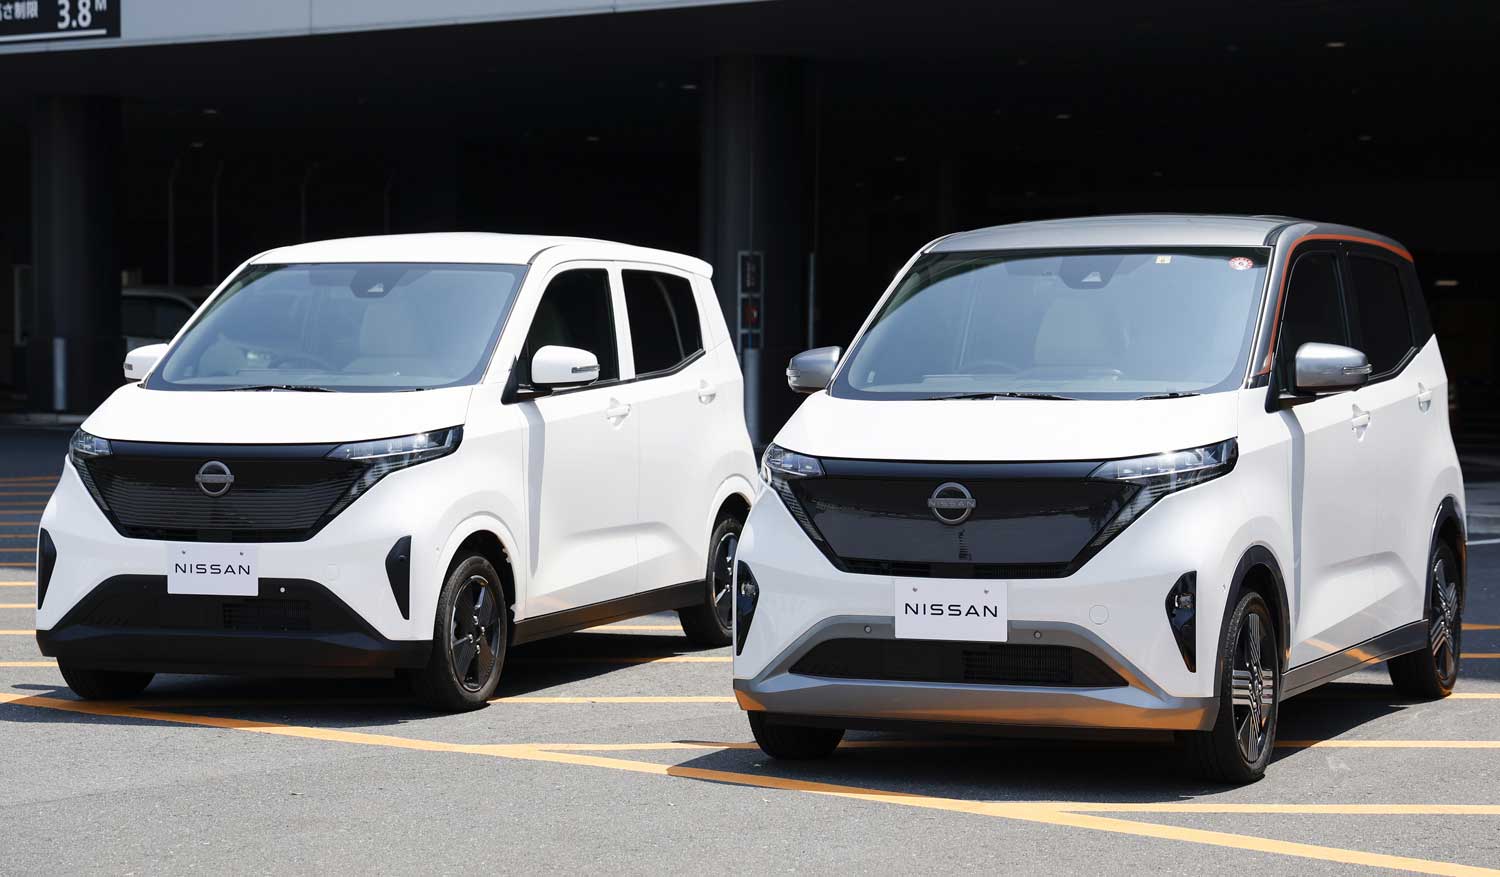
[2,427,1498,875]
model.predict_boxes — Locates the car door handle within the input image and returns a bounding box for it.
[605,399,631,421]
[1350,405,1371,431]
[697,380,717,404]
[1416,382,1433,413]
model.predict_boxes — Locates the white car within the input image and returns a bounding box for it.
[733,215,1465,783]
[37,233,757,711]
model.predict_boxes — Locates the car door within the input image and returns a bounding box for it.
[619,266,719,591]
[515,265,640,617]
[1343,247,1428,634]
[1276,247,1384,666]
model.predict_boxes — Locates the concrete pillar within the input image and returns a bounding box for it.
[699,56,813,446]
[30,96,121,413]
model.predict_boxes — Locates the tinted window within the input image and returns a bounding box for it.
[622,270,703,375]
[521,269,618,384]
[1349,256,1414,374]
[830,248,1267,400]
[1278,253,1345,389]
[150,263,524,391]
[122,297,193,339]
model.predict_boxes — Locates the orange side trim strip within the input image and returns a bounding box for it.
[1257,233,1414,376]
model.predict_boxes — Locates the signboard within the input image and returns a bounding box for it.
[0,0,119,45]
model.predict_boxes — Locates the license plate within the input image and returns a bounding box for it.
[167,544,259,596]
[894,579,1007,642]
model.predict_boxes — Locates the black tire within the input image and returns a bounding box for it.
[678,515,741,648]
[748,711,844,760]
[58,661,154,700]
[1388,541,1461,699]
[409,555,508,712]
[1183,591,1280,784]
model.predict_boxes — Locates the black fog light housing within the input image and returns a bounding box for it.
[1165,572,1197,672]
[734,561,759,656]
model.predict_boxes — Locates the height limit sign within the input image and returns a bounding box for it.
[0,0,120,45]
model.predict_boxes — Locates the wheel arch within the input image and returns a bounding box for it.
[1218,545,1292,680]
[705,475,755,544]
[436,515,523,623]
[1431,495,1466,609]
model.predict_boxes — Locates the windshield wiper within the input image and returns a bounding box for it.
[1134,391,1200,400]
[219,384,335,392]
[933,391,1077,401]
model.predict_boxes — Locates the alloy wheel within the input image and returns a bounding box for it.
[711,531,739,630]
[449,575,501,692]
[1230,610,1277,763]
[1429,557,1461,686]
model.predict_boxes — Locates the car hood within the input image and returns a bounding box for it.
[773,391,1241,462]
[82,384,475,445]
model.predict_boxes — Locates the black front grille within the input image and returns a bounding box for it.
[786,458,1136,577]
[790,638,1127,688]
[78,441,361,542]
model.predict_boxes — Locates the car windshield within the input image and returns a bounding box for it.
[148,262,526,392]
[830,247,1269,401]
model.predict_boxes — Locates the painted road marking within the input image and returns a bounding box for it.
[0,630,36,635]
[1280,739,1500,749]
[0,661,52,667]
[1465,654,1500,659]
[1467,538,1500,546]
[583,624,683,632]
[0,693,1496,877]
[0,581,36,586]
[0,603,33,608]
[1467,623,1500,631]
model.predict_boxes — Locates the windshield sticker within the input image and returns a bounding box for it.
[1229,257,1255,271]
[1155,255,1172,264]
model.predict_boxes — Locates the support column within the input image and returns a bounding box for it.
[30,96,121,413]
[700,56,813,446]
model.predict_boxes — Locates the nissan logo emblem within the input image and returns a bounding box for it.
[195,461,235,497]
[927,481,976,526]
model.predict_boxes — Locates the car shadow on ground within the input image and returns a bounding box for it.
[0,630,721,728]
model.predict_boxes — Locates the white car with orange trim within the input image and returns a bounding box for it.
[37,233,757,711]
[732,215,1465,783]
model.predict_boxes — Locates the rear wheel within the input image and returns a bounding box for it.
[410,555,507,712]
[748,711,844,760]
[1389,541,1461,699]
[58,661,154,700]
[678,515,741,647]
[1183,591,1279,784]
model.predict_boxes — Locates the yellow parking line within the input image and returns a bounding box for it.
[0,603,33,609]
[511,655,730,665]
[0,535,36,541]
[1450,692,1500,699]
[0,693,1495,877]
[1466,623,1500,631]
[1061,803,1500,815]
[1464,654,1500,659]
[583,624,683,632]
[0,661,52,667]
[0,563,36,568]
[0,630,35,635]
[0,581,36,586]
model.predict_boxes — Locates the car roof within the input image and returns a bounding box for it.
[253,232,713,277]
[928,213,1407,255]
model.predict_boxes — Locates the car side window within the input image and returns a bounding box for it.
[1347,255,1414,376]
[622,270,704,377]
[519,269,619,385]
[1277,252,1346,392]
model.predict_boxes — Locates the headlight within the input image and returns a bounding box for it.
[326,426,463,513]
[69,429,112,464]
[1086,438,1237,548]
[760,443,824,483]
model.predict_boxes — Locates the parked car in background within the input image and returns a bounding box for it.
[39,233,758,711]
[122,288,204,351]
[734,214,1465,784]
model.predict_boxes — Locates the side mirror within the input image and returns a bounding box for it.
[531,345,600,388]
[123,343,168,382]
[1294,342,1372,394]
[786,346,842,394]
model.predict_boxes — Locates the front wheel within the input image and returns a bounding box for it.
[678,516,741,647]
[1388,541,1461,699]
[409,555,508,712]
[58,661,154,700]
[748,711,844,760]
[1182,591,1280,784]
